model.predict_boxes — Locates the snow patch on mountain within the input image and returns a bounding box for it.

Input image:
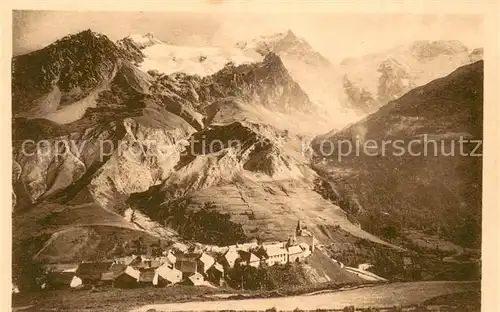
[236,30,363,129]
[127,33,263,77]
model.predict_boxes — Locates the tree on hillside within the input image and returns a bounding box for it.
[227,265,271,290]
[151,239,163,256]
[455,215,481,248]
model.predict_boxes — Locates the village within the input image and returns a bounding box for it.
[37,221,317,291]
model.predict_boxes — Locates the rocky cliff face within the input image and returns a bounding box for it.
[13,29,481,288]
[245,30,331,67]
[469,48,483,63]
[342,75,377,112]
[13,30,388,273]
[238,34,483,130]
[12,30,143,119]
[150,52,314,115]
[238,30,360,130]
[376,58,416,104]
[12,29,315,207]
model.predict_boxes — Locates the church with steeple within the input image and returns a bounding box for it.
[290,220,315,253]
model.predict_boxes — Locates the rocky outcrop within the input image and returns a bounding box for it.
[238,31,356,131]
[150,52,314,114]
[410,40,469,61]
[469,48,483,63]
[11,29,315,211]
[376,58,415,104]
[12,30,127,117]
[342,75,377,111]
[116,37,145,64]
[12,29,396,276]
[247,29,331,67]
[12,106,196,211]
[88,116,195,211]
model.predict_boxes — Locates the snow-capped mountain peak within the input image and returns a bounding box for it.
[118,33,262,77]
[237,29,331,66]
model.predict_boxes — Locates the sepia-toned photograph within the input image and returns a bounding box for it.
[10,7,489,312]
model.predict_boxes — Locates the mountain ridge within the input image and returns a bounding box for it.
[312,61,483,250]
[11,29,482,290]
[13,29,379,270]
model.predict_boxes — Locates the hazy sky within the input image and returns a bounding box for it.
[12,11,483,62]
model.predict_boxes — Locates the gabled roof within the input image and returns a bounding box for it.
[117,266,140,280]
[128,256,143,267]
[223,248,239,261]
[298,242,310,250]
[208,262,224,273]
[235,242,259,250]
[198,253,215,268]
[287,245,303,255]
[156,265,182,282]
[262,242,284,248]
[166,252,177,263]
[188,272,204,283]
[175,252,200,262]
[264,246,288,257]
[132,261,150,269]
[100,272,115,281]
[100,263,127,281]
[239,250,260,263]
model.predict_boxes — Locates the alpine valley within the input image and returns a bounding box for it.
[12,29,483,293]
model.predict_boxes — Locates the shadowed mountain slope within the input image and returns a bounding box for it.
[312,61,483,249]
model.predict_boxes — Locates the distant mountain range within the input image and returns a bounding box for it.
[313,60,483,250]
[337,40,481,113]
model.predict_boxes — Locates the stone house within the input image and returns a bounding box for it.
[113,266,140,288]
[154,263,182,287]
[197,253,215,274]
[45,272,82,290]
[221,248,240,269]
[287,245,306,263]
[185,272,204,286]
[238,251,261,268]
[263,246,288,266]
